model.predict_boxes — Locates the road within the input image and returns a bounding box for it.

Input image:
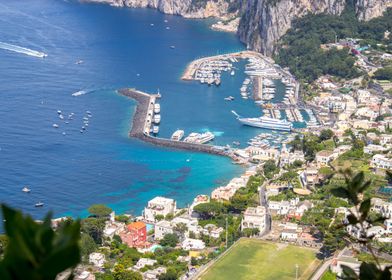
[259,183,272,235]
[310,259,333,280]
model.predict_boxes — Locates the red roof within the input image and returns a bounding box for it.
[128,221,146,230]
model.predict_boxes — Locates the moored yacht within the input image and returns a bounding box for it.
[171,130,184,141]
[22,186,31,193]
[232,111,292,131]
[153,114,161,124]
[154,103,160,114]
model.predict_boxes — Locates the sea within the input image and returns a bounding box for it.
[0,0,294,227]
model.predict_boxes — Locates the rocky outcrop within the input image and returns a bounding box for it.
[85,0,236,18]
[355,0,392,20]
[84,0,390,55]
[238,0,390,55]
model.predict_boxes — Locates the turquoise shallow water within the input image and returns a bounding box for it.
[0,0,251,224]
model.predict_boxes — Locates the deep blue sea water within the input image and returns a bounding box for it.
[0,0,262,224]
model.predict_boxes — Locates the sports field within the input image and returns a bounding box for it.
[200,239,320,280]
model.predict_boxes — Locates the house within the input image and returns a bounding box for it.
[268,200,290,216]
[364,144,388,154]
[380,134,392,146]
[248,147,280,162]
[265,183,289,196]
[89,252,105,268]
[385,219,392,234]
[315,150,335,166]
[143,267,166,280]
[103,221,125,239]
[202,224,224,239]
[281,229,298,241]
[154,220,174,240]
[181,238,205,251]
[279,144,305,166]
[331,256,361,277]
[120,221,147,247]
[300,167,320,187]
[143,197,176,222]
[287,201,313,220]
[171,216,199,236]
[211,185,237,201]
[134,258,157,270]
[367,226,386,238]
[370,154,392,169]
[241,206,266,234]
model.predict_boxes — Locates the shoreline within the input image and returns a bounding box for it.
[118,88,240,161]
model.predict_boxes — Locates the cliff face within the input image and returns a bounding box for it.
[87,0,234,18]
[85,0,390,55]
[237,0,390,55]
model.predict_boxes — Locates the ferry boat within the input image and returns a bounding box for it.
[22,186,31,193]
[171,130,184,141]
[154,103,160,114]
[153,114,161,124]
[231,111,292,131]
[195,132,215,144]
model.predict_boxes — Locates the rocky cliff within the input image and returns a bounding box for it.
[84,0,390,55]
[237,0,390,55]
[85,0,236,18]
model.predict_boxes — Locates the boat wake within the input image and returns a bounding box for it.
[0,42,47,58]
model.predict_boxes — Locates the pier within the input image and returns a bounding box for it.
[118,88,238,160]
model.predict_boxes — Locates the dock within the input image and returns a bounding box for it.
[118,88,238,160]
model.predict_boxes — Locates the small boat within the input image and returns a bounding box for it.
[230,70,235,76]
[53,124,59,128]
[59,114,64,120]
[186,159,190,162]
[170,45,175,49]
[75,60,83,65]
[224,96,234,101]
[166,27,170,30]
[232,141,240,146]
[35,202,44,207]
[150,23,154,26]
[22,186,31,193]
[57,110,62,114]
[164,19,168,23]
[62,132,66,136]
[152,126,159,134]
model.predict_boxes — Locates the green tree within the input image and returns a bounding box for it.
[80,233,97,258]
[319,129,334,142]
[81,217,106,244]
[158,268,177,280]
[113,264,142,280]
[88,204,113,219]
[193,202,225,220]
[159,233,179,248]
[0,204,80,280]
[0,235,7,258]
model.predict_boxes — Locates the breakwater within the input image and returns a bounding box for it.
[118,88,238,160]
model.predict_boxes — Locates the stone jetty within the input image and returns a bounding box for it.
[118,88,238,160]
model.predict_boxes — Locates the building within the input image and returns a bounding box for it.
[181,238,205,251]
[120,221,147,247]
[154,220,174,240]
[380,134,392,146]
[315,150,335,166]
[268,200,290,216]
[331,256,361,277]
[281,229,298,241]
[103,221,125,239]
[364,144,388,154]
[370,154,392,170]
[142,267,166,280]
[241,206,266,234]
[89,252,105,268]
[202,224,224,239]
[143,197,176,222]
[385,219,392,234]
[134,258,157,270]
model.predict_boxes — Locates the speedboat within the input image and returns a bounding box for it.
[22,186,31,193]
[35,202,44,207]
[152,126,159,134]
[53,124,59,128]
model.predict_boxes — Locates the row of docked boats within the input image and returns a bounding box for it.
[151,103,161,134]
[170,130,215,144]
[194,59,233,86]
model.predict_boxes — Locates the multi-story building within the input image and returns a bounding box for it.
[120,221,147,247]
[370,154,392,170]
[143,196,176,222]
[241,206,266,234]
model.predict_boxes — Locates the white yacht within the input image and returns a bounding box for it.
[154,103,160,114]
[195,132,215,144]
[152,126,159,134]
[171,130,184,141]
[184,133,200,143]
[53,124,59,128]
[232,111,292,131]
[153,114,161,124]
[22,186,31,193]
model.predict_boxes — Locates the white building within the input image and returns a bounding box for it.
[89,252,105,268]
[364,144,388,154]
[385,219,392,234]
[281,229,298,241]
[241,206,266,234]
[181,238,205,251]
[134,258,157,270]
[143,267,166,280]
[202,224,224,239]
[143,197,176,222]
[315,150,336,166]
[268,200,290,215]
[370,154,392,170]
[154,220,174,240]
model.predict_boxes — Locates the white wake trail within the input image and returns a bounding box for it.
[0,42,47,58]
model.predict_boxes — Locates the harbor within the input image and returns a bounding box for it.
[118,88,239,161]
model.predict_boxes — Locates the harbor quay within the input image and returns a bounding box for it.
[118,88,239,161]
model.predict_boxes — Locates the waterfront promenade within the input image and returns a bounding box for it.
[118,88,238,160]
